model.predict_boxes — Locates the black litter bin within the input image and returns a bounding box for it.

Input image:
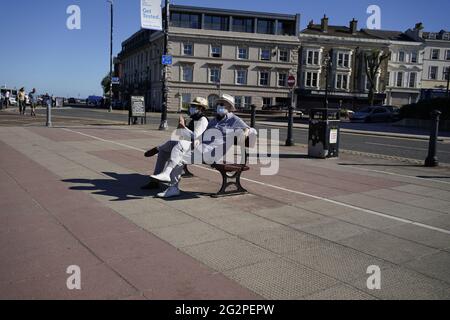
[308,108,341,159]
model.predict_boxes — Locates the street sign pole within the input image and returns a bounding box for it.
[159,0,169,131]
[286,75,296,146]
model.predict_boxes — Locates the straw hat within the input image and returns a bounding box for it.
[216,94,236,111]
[190,97,208,110]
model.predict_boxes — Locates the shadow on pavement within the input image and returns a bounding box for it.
[63,172,158,201]
[339,163,424,167]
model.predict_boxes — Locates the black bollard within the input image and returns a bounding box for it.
[285,105,295,146]
[250,105,257,128]
[425,110,441,167]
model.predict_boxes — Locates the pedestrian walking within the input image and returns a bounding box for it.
[5,91,10,108]
[29,88,37,117]
[18,88,26,115]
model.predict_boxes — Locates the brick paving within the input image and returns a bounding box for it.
[1,123,450,300]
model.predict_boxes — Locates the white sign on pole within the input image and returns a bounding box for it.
[141,0,163,31]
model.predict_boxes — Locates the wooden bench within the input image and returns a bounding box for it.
[182,135,252,198]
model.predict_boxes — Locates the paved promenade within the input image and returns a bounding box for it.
[1,123,450,299]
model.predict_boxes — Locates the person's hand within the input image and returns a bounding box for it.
[178,115,186,129]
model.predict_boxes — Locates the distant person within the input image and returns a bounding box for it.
[18,88,26,115]
[29,88,37,117]
[4,91,10,108]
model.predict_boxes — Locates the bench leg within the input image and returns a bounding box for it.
[182,164,195,178]
[211,170,248,198]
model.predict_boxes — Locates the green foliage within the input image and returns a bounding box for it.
[400,98,450,120]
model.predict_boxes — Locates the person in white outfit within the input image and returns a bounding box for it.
[142,97,209,198]
[151,94,252,198]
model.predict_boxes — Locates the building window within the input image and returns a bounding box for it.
[182,65,193,82]
[204,15,229,31]
[396,72,404,87]
[398,51,405,62]
[278,73,287,87]
[431,49,440,60]
[232,18,254,33]
[261,49,271,61]
[277,21,295,36]
[336,74,349,90]
[443,67,450,80]
[305,71,319,88]
[238,47,248,60]
[429,66,438,80]
[411,52,418,63]
[208,95,220,109]
[386,72,390,87]
[446,50,450,61]
[257,19,274,34]
[181,93,191,110]
[171,13,200,29]
[236,69,247,85]
[235,96,243,109]
[306,50,320,65]
[244,96,252,109]
[211,46,222,58]
[263,97,272,107]
[409,72,417,88]
[279,50,289,62]
[183,43,193,56]
[259,71,270,86]
[209,68,221,83]
[337,52,350,68]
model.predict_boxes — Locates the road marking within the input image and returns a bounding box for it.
[366,142,450,154]
[62,128,450,235]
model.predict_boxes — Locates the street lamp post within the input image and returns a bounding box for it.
[159,0,170,130]
[323,53,332,110]
[108,0,114,113]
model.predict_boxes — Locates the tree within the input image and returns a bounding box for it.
[101,73,112,96]
[364,49,390,106]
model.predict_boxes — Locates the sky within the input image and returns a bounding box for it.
[0,0,449,98]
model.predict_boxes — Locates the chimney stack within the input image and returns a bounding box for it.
[321,15,329,33]
[414,22,424,38]
[350,18,358,34]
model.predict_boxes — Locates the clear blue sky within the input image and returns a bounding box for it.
[0,0,448,98]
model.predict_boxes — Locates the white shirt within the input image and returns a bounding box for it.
[5,92,10,98]
[180,116,209,143]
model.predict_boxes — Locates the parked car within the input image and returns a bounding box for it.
[350,106,393,123]
[86,96,104,107]
[25,95,30,105]
[8,96,17,106]
[68,98,77,104]
[262,105,288,111]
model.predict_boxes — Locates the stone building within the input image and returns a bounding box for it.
[118,5,301,111]
[298,16,390,110]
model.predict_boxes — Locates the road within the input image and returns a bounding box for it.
[12,106,450,164]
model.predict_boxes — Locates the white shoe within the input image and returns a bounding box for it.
[151,171,172,183]
[157,187,181,198]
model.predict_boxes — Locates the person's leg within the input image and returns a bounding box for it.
[151,140,191,182]
[141,140,177,190]
[156,164,184,198]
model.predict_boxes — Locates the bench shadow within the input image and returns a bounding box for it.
[63,172,159,201]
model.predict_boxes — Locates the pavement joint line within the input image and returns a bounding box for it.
[62,128,450,236]
[346,165,450,186]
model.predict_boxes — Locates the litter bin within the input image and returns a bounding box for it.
[308,108,340,159]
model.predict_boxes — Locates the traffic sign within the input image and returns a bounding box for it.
[162,55,172,66]
[288,75,296,88]
[111,77,120,85]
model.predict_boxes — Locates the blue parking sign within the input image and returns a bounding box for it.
[162,55,172,65]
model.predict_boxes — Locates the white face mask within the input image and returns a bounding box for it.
[216,105,228,116]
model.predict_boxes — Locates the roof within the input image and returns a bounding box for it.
[301,24,380,39]
[361,29,417,42]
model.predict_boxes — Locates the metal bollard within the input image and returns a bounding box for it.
[250,105,257,128]
[285,105,295,146]
[46,101,52,127]
[425,110,441,167]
